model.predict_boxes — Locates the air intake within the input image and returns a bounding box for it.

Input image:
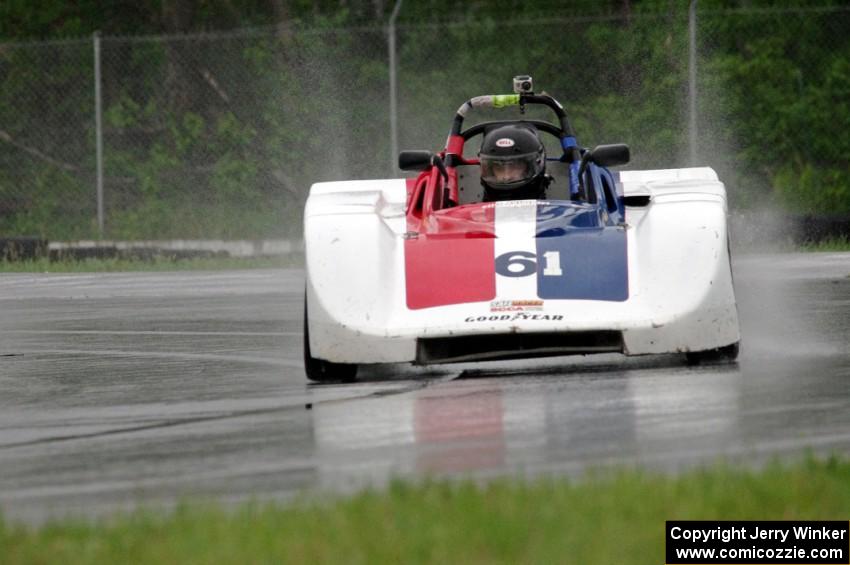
[416,331,623,364]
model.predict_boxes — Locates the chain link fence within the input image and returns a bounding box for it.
[696,5,850,214]
[96,28,389,239]
[0,5,847,241]
[0,39,96,239]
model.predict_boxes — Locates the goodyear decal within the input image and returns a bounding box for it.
[465,313,564,323]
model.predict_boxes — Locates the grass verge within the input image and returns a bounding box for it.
[797,235,850,252]
[0,256,301,272]
[2,456,848,564]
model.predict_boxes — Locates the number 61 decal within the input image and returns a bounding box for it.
[495,251,563,277]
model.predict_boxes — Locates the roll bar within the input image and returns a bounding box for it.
[445,92,582,196]
[449,93,576,139]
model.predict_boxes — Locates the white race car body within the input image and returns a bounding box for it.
[304,166,740,367]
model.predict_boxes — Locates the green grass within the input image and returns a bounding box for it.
[797,235,850,252]
[2,456,849,564]
[0,255,302,272]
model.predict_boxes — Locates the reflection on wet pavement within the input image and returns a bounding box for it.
[1,254,849,523]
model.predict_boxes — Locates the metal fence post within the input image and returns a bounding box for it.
[388,0,403,176]
[93,31,104,237]
[688,0,698,166]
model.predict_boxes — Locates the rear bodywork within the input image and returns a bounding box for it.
[305,166,739,365]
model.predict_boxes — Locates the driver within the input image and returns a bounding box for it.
[479,124,549,201]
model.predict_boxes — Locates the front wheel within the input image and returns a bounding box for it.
[685,342,740,365]
[303,299,357,383]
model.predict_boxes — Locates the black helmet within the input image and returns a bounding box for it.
[479,124,547,201]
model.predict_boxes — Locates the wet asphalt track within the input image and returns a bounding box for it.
[1,253,849,523]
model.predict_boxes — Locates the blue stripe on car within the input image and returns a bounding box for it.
[535,203,628,301]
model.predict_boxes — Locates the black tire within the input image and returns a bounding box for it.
[303,298,357,383]
[685,341,740,365]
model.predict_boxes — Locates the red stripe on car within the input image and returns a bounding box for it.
[405,204,496,310]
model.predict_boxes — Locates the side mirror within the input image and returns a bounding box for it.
[588,144,630,167]
[398,150,434,171]
[399,150,448,182]
[577,143,630,201]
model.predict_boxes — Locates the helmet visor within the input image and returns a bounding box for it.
[480,152,542,189]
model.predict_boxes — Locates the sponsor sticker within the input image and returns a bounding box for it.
[481,199,540,210]
[495,138,515,148]
[490,299,544,312]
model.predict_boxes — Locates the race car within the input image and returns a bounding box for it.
[303,76,740,382]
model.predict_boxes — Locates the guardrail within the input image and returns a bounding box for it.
[0,238,303,261]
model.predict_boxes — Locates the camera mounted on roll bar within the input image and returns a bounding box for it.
[513,75,533,95]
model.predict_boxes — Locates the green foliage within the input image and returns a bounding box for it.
[0,2,847,240]
[0,167,96,239]
[797,235,850,252]
[699,4,850,210]
[2,456,850,564]
[775,165,850,214]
